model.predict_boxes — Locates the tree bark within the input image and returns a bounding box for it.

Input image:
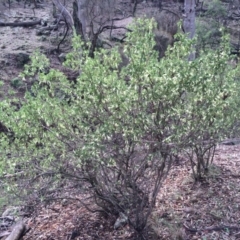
[52,0,74,28]
[73,0,83,38]
[0,20,41,27]
[74,0,88,40]
[184,0,196,60]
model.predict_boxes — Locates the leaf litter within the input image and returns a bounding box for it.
[19,144,240,240]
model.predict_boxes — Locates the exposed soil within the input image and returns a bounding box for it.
[0,1,54,82]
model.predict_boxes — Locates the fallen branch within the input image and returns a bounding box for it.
[36,25,58,36]
[0,20,41,27]
[38,25,58,31]
[5,221,25,240]
[220,138,240,145]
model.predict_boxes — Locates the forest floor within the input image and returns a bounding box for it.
[19,144,240,240]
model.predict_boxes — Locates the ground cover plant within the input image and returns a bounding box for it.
[0,18,240,239]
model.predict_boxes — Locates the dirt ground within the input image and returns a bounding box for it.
[0,1,54,82]
[20,144,240,240]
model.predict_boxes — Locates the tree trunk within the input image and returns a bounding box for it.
[184,0,196,60]
[74,0,88,40]
[52,0,74,28]
[73,1,84,38]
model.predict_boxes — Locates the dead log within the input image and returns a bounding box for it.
[0,20,41,27]
[5,221,25,240]
[220,138,240,145]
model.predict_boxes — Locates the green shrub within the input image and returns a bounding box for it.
[10,78,23,89]
[0,18,239,238]
[196,0,227,50]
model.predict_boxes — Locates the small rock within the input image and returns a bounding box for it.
[58,53,66,62]
[43,30,50,36]
[114,212,128,230]
[183,207,196,213]
[61,199,68,206]
[36,29,50,36]
[190,197,198,203]
[192,236,200,240]
[41,36,47,41]
[41,20,48,27]
[36,29,43,36]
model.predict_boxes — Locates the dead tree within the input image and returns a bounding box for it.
[52,0,118,56]
[72,0,130,57]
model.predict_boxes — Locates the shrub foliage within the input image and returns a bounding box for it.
[0,18,239,238]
